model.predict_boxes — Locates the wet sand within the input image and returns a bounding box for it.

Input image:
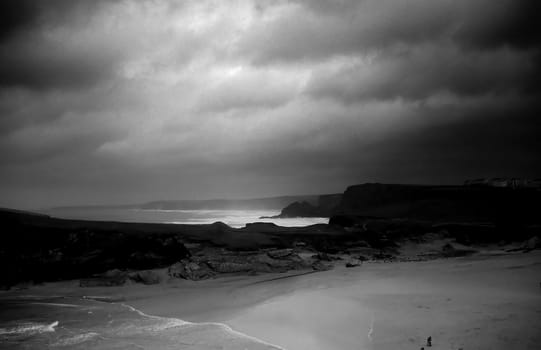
[3,251,541,350]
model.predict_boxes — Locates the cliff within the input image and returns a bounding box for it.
[271,194,342,218]
[335,182,541,223]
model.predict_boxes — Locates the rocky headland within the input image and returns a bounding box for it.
[1,182,540,289]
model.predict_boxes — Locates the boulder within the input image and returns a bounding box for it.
[345,259,362,268]
[128,270,161,285]
[441,243,477,257]
[312,261,333,271]
[524,236,541,250]
[79,269,127,287]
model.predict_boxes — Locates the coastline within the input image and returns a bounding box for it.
[128,250,541,350]
[3,250,540,350]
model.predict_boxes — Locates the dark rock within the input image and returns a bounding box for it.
[442,243,455,252]
[128,270,161,285]
[250,254,293,271]
[207,261,253,273]
[245,222,279,229]
[168,260,215,280]
[252,252,309,272]
[80,276,127,287]
[312,252,342,261]
[523,236,541,250]
[441,243,477,257]
[328,215,369,228]
[312,252,332,261]
[312,261,333,271]
[345,259,362,268]
[267,249,294,259]
[79,269,128,287]
[277,201,322,218]
[372,252,396,261]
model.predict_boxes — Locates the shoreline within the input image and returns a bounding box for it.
[3,250,540,349]
[131,251,541,350]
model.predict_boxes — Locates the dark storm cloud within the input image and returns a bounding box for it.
[373,101,541,182]
[0,40,118,90]
[305,47,541,102]
[455,0,541,50]
[0,0,115,40]
[0,0,539,209]
[0,0,38,40]
[239,0,541,65]
[229,98,541,184]
[0,0,121,90]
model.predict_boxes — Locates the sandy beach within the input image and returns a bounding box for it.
[132,250,541,350]
[5,250,540,350]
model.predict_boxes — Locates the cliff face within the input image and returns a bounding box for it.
[0,210,193,287]
[277,201,323,218]
[274,194,343,218]
[335,183,541,223]
[464,178,541,189]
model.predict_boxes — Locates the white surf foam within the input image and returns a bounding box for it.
[120,303,287,350]
[29,302,79,308]
[51,332,100,347]
[0,321,58,337]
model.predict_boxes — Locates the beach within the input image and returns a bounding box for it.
[2,250,540,349]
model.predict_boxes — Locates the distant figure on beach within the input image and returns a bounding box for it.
[427,336,432,347]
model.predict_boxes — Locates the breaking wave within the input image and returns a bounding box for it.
[0,296,286,349]
[0,320,58,337]
[51,332,100,347]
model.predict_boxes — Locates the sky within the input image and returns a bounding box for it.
[0,0,540,209]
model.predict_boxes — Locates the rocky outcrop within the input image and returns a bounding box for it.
[267,249,294,259]
[270,194,342,219]
[312,261,333,271]
[206,261,253,273]
[275,201,322,218]
[464,178,541,189]
[335,183,541,226]
[345,259,362,268]
[521,236,541,251]
[311,252,342,261]
[168,260,215,281]
[167,249,312,280]
[80,279,124,287]
[128,270,161,285]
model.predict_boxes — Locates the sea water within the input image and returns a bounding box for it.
[0,296,285,349]
[41,208,328,228]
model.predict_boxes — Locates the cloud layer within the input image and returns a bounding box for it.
[0,0,539,208]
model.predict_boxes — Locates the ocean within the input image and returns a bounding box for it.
[41,208,328,228]
[0,295,284,349]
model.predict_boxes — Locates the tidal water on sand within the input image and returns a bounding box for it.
[41,208,328,228]
[0,296,284,349]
